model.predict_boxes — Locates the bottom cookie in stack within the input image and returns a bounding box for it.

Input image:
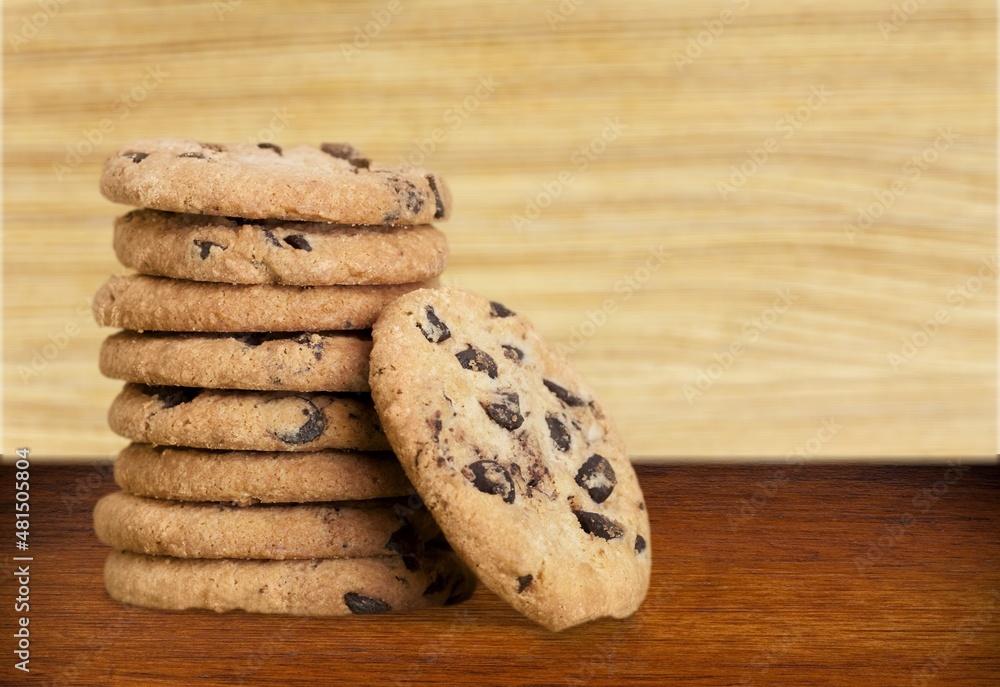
[93,468,475,616]
[103,550,475,616]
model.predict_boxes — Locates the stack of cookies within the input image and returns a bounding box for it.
[91,139,475,616]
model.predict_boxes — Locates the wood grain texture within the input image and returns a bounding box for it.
[2,0,996,459]
[1,463,998,685]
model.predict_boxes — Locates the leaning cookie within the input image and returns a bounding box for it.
[104,549,476,616]
[369,288,651,631]
[114,444,412,505]
[100,139,451,225]
[114,210,449,286]
[108,384,389,452]
[94,491,438,560]
[93,275,430,333]
[100,331,372,392]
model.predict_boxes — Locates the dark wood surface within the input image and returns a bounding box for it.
[1,462,997,686]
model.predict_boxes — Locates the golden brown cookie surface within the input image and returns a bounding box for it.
[114,443,412,505]
[370,287,651,631]
[94,491,439,560]
[113,210,448,286]
[93,274,431,333]
[100,139,451,225]
[103,550,476,616]
[100,331,373,392]
[108,384,390,452]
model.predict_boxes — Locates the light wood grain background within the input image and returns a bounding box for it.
[3,0,996,460]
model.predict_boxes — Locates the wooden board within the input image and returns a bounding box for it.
[2,0,996,459]
[1,463,998,685]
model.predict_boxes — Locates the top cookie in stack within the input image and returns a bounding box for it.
[101,139,450,226]
[91,139,474,618]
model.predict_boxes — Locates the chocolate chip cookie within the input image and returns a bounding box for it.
[369,288,651,631]
[94,491,439,560]
[93,275,430,332]
[104,549,476,616]
[114,210,449,285]
[100,139,451,225]
[100,331,372,392]
[108,384,389,452]
[114,443,413,505]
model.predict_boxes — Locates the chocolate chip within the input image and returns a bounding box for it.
[193,239,222,260]
[524,460,550,495]
[575,454,616,503]
[283,234,312,251]
[177,152,205,159]
[426,174,446,219]
[257,142,282,155]
[543,379,585,407]
[489,301,515,318]
[343,592,390,615]
[516,574,533,593]
[573,511,624,540]
[122,152,148,163]
[261,227,282,247]
[153,386,201,409]
[635,535,647,554]
[445,576,472,605]
[417,305,451,343]
[384,521,419,557]
[422,574,449,597]
[400,178,423,214]
[234,333,267,346]
[272,398,325,445]
[427,412,443,442]
[546,415,571,452]
[321,142,361,159]
[455,345,498,378]
[319,142,370,170]
[385,521,421,571]
[502,345,524,363]
[375,172,426,215]
[481,392,524,431]
[293,334,324,360]
[463,459,515,503]
[199,142,226,152]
